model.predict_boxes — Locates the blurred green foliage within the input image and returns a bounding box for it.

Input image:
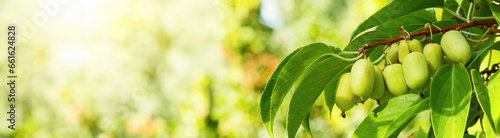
[0,0,453,137]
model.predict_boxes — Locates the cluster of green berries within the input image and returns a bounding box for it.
[335,30,472,117]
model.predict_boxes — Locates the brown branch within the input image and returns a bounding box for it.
[363,19,498,50]
[481,64,498,83]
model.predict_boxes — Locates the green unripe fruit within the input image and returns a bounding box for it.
[351,59,375,100]
[408,39,423,52]
[443,55,453,65]
[386,43,399,64]
[402,52,429,91]
[441,30,471,64]
[398,41,410,62]
[383,64,409,96]
[398,39,423,63]
[379,87,395,104]
[370,66,385,100]
[423,43,443,76]
[335,73,359,112]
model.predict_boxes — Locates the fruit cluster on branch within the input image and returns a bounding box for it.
[337,30,475,117]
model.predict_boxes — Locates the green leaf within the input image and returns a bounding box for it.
[468,42,500,70]
[471,69,496,131]
[412,127,428,138]
[465,94,481,129]
[287,55,355,138]
[352,94,428,138]
[430,63,472,138]
[301,112,311,136]
[260,43,333,137]
[376,9,437,37]
[350,0,444,41]
[344,31,392,52]
[428,125,436,138]
[487,71,500,134]
[294,54,334,90]
[483,116,498,138]
[324,65,352,116]
[384,98,430,137]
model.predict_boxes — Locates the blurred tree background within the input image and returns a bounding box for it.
[0,0,442,137]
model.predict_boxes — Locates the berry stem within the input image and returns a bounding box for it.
[472,16,495,21]
[467,3,474,22]
[362,19,498,50]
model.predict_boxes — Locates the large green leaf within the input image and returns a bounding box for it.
[430,63,472,138]
[465,94,481,129]
[487,71,500,134]
[483,116,497,138]
[428,125,436,138]
[294,54,334,90]
[344,31,392,52]
[287,55,355,138]
[350,0,444,41]
[471,69,496,131]
[301,112,311,136]
[260,43,333,137]
[384,98,430,137]
[324,65,352,116]
[376,9,436,37]
[352,94,428,138]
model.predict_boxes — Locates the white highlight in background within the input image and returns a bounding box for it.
[55,43,89,69]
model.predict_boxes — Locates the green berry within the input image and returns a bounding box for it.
[383,64,409,96]
[351,59,375,100]
[408,39,423,52]
[441,30,471,64]
[398,40,410,62]
[402,52,429,91]
[423,43,443,76]
[335,73,359,112]
[386,43,399,64]
[398,39,422,63]
[370,66,385,100]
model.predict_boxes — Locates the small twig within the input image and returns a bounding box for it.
[472,16,495,21]
[478,25,500,33]
[461,30,500,37]
[472,27,492,50]
[466,37,491,43]
[443,7,467,22]
[481,64,499,82]
[456,3,462,14]
[341,51,360,55]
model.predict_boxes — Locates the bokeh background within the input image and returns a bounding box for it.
[0,0,452,137]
